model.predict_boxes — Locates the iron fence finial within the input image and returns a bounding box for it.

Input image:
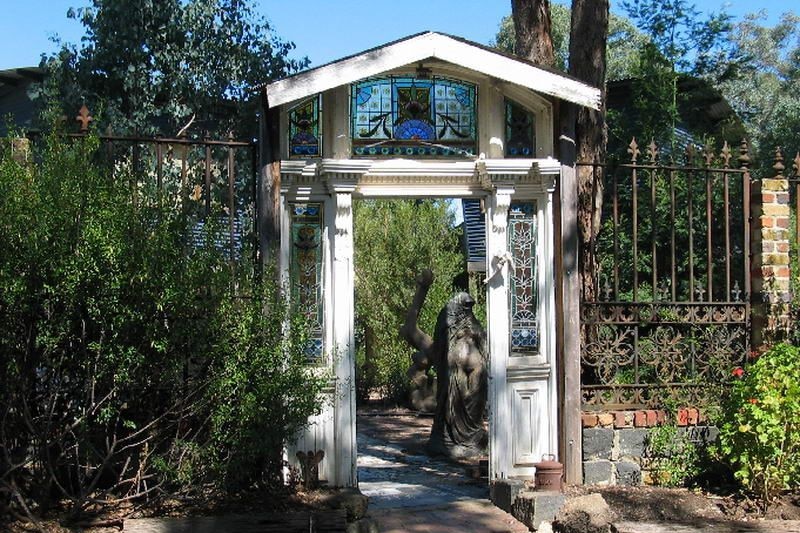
[76,104,93,133]
[703,142,715,167]
[628,138,640,164]
[720,142,732,168]
[737,139,750,170]
[773,147,785,178]
[647,140,658,164]
[793,152,800,178]
[685,143,697,166]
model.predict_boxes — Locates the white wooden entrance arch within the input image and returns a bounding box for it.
[262,31,601,489]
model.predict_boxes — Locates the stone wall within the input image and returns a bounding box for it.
[581,409,718,486]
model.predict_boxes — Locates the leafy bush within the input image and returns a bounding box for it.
[0,131,324,522]
[646,423,700,487]
[718,343,800,501]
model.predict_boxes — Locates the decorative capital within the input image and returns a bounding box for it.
[491,191,512,234]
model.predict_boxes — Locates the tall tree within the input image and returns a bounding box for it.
[511,0,556,67]
[569,0,609,302]
[716,11,800,176]
[621,0,741,147]
[39,0,306,136]
[495,5,646,81]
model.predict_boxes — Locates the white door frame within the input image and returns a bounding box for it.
[280,157,560,486]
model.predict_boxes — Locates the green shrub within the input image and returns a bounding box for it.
[646,423,700,487]
[718,343,800,501]
[0,130,324,520]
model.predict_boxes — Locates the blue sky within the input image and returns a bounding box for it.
[0,0,793,71]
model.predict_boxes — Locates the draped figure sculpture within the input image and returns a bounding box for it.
[400,269,488,459]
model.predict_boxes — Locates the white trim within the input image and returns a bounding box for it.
[265,32,600,110]
[280,157,560,199]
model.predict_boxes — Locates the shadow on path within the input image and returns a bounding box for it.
[357,409,528,532]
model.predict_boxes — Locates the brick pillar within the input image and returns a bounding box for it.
[751,148,792,346]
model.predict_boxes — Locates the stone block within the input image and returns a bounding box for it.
[582,428,613,460]
[619,428,647,458]
[324,488,369,521]
[761,178,789,192]
[512,491,566,531]
[616,461,642,486]
[762,203,791,216]
[583,460,614,485]
[553,493,617,533]
[490,478,527,513]
[764,253,791,266]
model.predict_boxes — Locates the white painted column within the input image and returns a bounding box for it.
[331,186,357,487]
[487,184,514,481]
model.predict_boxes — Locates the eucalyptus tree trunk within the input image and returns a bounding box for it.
[568,0,609,303]
[511,0,556,67]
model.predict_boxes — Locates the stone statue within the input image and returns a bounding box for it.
[400,269,489,459]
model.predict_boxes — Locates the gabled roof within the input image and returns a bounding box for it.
[264,32,601,110]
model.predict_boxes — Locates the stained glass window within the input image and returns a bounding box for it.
[508,201,539,353]
[352,76,476,157]
[505,99,535,157]
[290,203,324,360]
[289,96,321,157]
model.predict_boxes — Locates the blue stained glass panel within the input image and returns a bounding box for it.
[290,203,324,361]
[508,201,539,354]
[289,96,322,157]
[351,76,476,157]
[505,99,535,157]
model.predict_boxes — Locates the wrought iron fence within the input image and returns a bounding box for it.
[580,139,751,410]
[22,107,259,261]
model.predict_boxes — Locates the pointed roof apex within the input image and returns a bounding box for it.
[264,32,601,110]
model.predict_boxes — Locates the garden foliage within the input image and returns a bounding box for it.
[39,0,307,136]
[0,131,324,522]
[718,344,800,501]
[353,200,466,404]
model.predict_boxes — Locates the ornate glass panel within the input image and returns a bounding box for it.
[290,202,324,360]
[508,201,539,353]
[289,96,321,157]
[352,76,476,157]
[505,99,535,157]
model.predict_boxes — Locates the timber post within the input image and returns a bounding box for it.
[558,102,582,485]
[258,89,282,268]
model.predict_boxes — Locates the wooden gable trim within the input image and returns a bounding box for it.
[265,32,601,110]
